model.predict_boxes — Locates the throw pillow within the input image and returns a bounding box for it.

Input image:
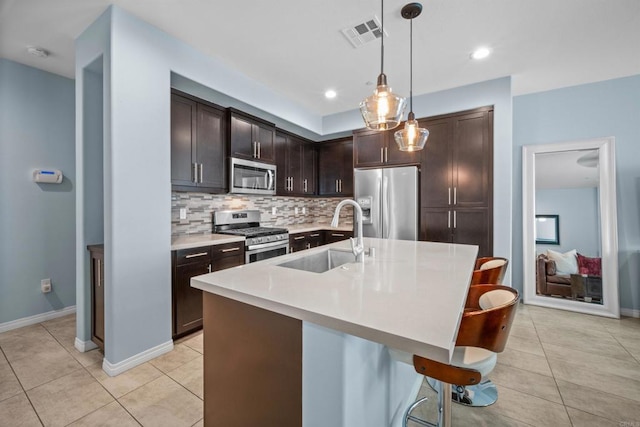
[546,249,578,275]
[577,253,602,277]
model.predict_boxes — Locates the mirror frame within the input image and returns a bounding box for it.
[522,137,619,318]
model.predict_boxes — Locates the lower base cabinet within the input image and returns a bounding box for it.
[288,230,353,253]
[172,241,244,338]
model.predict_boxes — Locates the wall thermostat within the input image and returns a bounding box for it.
[33,169,63,184]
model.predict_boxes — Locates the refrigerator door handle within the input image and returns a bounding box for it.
[383,175,390,238]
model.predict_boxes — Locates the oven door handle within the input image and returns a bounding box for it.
[246,240,289,252]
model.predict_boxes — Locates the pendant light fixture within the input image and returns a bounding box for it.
[394,3,429,152]
[359,0,407,131]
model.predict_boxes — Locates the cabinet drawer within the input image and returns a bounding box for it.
[176,246,211,266]
[324,231,353,244]
[211,241,245,260]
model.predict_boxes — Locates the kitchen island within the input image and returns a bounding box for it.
[191,237,477,427]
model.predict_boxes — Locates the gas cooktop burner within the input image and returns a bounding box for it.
[218,226,288,238]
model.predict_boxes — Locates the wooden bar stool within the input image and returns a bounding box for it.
[398,284,519,427]
[470,257,509,285]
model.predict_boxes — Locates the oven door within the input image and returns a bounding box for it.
[230,157,276,195]
[245,240,289,263]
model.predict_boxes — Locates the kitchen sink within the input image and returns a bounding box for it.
[276,249,356,274]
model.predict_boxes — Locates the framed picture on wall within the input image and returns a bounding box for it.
[535,214,560,245]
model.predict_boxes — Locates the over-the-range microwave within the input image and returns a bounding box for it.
[229,157,276,195]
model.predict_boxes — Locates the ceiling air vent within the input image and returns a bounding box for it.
[341,16,386,48]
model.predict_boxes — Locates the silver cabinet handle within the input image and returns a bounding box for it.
[294,236,305,240]
[208,264,212,273]
[306,243,311,249]
[199,163,203,183]
[291,176,294,191]
[448,211,451,229]
[310,233,320,237]
[331,233,345,237]
[454,210,457,229]
[221,247,241,253]
[185,252,208,258]
[304,179,308,192]
[454,187,457,205]
[339,179,342,193]
[97,259,101,287]
[380,147,384,163]
[253,141,257,158]
[193,163,198,183]
[258,142,261,159]
[335,179,339,193]
[385,147,388,163]
[448,187,451,205]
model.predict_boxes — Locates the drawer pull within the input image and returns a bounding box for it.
[185,252,208,258]
[310,233,320,237]
[294,236,305,240]
[331,233,345,237]
[221,247,241,253]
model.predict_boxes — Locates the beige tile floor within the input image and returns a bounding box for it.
[0,303,638,426]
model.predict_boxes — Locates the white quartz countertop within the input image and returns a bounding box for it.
[191,238,478,364]
[171,234,245,251]
[286,223,353,234]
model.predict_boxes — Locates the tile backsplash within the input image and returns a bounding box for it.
[171,192,354,236]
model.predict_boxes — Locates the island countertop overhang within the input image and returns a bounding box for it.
[191,237,478,364]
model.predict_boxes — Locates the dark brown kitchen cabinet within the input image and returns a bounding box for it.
[228,109,275,163]
[324,230,353,244]
[418,107,493,257]
[171,90,227,193]
[276,131,316,196]
[318,137,353,196]
[88,245,104,351]
[289,232,309,253]
[172,242,244,338]
[353,128,420,168]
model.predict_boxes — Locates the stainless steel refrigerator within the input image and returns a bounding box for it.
[354,166,419,240]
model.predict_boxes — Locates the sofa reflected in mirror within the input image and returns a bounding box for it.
[536,250,602,304]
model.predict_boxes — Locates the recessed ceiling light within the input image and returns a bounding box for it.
[325,90,337,99]
[470,47,491,60]
[27,46,49,58]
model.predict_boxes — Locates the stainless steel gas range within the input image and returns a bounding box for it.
[213,210,289,264]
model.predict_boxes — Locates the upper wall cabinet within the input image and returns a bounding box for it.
[275,131,317,196]
[171,90,227,193]
[318,137,353,196]
[228,109,276,164]
[353,128,420,168]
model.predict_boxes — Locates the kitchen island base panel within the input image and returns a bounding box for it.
[203,292,302,427]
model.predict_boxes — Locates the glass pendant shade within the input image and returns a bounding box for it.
[394,114,429,151]
[360,74,407,131]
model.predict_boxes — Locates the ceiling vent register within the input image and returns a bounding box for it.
[341,16,386,48]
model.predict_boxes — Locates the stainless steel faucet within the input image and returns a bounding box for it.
[331,199,364,262]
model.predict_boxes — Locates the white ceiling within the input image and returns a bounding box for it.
[1,0,639,116]
[535,150,599,189]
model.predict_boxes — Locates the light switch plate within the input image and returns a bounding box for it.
[302,207,306,215]
[272,207,277,215]
[179,208,187,219]
[295,207,299,215]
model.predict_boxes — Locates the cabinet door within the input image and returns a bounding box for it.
[196,104,226,191]
[275,132,289,194]
[385,133,421,166]
[174,262,209,336]
[255,123,275,163]
[453,208,492,258]
[420,208,452,243]
[302,142,316,195]
[419,118,453,207]
[213,254,244,271]
[340,139,354,195]
[353,129,385,168]
[288,137,304,195]
[318,141,342,195]
[452,111,492,208]
[289,233,308,252]
[171,94,196,187]
[91,251,105,350]
[307,232,323,248]
[229,114,255,160]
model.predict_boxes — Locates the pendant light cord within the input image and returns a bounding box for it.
[380,0,384,75]
[409,16,413,113]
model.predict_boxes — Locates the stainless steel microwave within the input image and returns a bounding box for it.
[229,157,276,195]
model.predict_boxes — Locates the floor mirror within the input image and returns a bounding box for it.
[522,137,620,318]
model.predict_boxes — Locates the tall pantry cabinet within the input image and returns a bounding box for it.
[418,107,493,257]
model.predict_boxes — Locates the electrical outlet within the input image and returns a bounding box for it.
[302,207,306,214]
[41,278,52,293]
[272,207,277,215]
[294,207,299,215]
[179,208,187,220]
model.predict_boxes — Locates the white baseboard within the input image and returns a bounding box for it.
[621,308,640,318]
[75,337,98,352]
[102,340,174,377]
[0,306,76,333]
